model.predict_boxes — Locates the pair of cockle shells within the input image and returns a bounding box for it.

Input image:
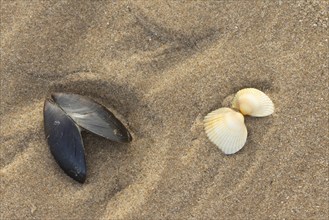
[204,88,274,155]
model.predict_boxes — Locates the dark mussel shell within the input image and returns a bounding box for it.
[44,99,86,183]
[51,93,132,143]
[44,93,132,183]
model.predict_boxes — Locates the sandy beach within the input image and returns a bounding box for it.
[1,1,328,219]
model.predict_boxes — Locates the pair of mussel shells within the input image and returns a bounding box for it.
[44,93,132,183]
[204,88,274,155]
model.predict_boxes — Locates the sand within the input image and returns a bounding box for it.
[1,0,328,219]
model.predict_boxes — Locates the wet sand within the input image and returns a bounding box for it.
[1,1,328,219]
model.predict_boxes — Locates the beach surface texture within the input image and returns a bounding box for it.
[1,1,328,219]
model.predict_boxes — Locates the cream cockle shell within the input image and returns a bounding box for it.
[232,88,274,117]
[204,108,247,154]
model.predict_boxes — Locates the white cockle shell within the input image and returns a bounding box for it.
[232,88,274,117]
[204,108,248,154]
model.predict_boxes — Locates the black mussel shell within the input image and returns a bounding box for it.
[44,99,86,183]
[51,93,132,143]
[44,93,132,183]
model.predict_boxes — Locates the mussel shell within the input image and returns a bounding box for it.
[44,99,86,183]
[51,93,132,143]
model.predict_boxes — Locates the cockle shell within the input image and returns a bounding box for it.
[204,108,247,154]
[232,88,274,117]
